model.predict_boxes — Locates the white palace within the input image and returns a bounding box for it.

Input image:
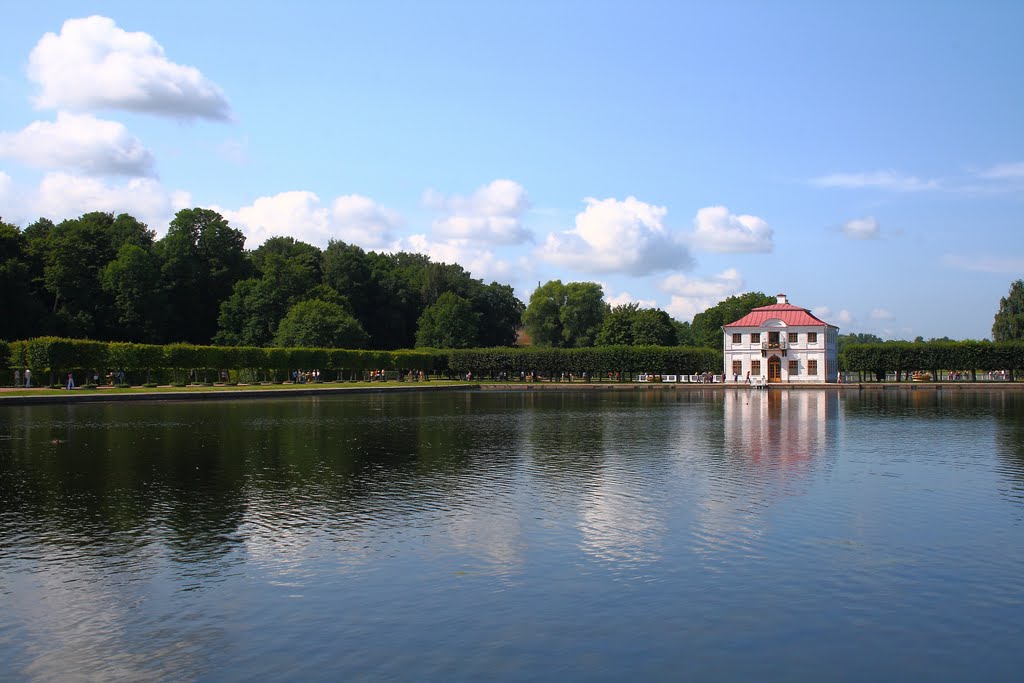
[722,294,839,384]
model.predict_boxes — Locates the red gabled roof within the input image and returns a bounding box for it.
[724,303,830,328]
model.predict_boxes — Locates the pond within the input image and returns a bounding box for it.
[1,389,1023,681]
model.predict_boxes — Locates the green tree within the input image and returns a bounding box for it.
[471,282,524,347]
[595,303,636,346]
[39,212,122,337]
[272,299,369,349]
[690,292,775,349]
[596,303,677,346]
[837,332,884,355]
[216,244,325,346]
[523,280,567,347]
[100,243,165,342]
[631,307,677,346]
[522,280,607,348]
[993,280,1024,342]
[156,208,248,343]
[110,213,155,251]
[415,292,480,348]
[0,220,49,340]
[561,282,607,347]
[672,319,695,346]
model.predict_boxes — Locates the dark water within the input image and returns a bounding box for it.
[1,389,1023,681]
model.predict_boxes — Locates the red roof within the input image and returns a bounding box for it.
[724,302,831,328]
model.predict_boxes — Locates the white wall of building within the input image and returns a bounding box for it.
[723,322,838,383]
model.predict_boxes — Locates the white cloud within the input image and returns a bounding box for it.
[401,234,516,283]
[812,306,853,326]
[942,253,1024,274]
[689,205,773,253]
[28,16,231,120]
[538,196,693,275]
[870,308,895,321]
[0,171,11,202]
[216,191,403,250]
[659,268,744,322]
[0,112,154,176]
[602,285,656,309]
[812,170,940,192]
[840,216,880,240]
[331,195,404,247]
[425,179,531,244]
[977,162,1024,179]
[34,172,182,231]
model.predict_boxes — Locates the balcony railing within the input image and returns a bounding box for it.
[761,339,788,351]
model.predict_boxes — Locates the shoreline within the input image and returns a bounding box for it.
[2,379,1023,406]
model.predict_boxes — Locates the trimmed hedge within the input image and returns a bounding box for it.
[842,341,1024,381]
[3,337,437,384]
[445,345,722,378]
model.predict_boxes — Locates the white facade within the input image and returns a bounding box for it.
[722,294,839,384]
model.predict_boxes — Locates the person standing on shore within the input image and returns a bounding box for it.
[66,372,75,390]
[24,369,31,388]
[14,369,20,387]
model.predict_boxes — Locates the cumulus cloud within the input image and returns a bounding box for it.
[813,306,853,326]
[840,216,880,240]
[29,172,187,231]
[602,285,656,309]
[0,112,154,176]
[811,170,940,192]
[424,179,531,244]
[401,234,517,283]
[538,196,692,275]
[28,16,231,120]
[659,268,744,322]
[870,308,895,320]
[689,205,773,253]
[216,191,403,250]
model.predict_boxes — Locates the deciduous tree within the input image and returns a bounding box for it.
[415,292,480,349]
[272,299,369,349]
[992,280,1024,342]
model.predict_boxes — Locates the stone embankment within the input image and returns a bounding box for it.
[2,380,1023,406]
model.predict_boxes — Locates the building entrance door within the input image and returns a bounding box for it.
[768,356,782,383]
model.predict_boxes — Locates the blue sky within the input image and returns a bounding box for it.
[2,2,1022,340]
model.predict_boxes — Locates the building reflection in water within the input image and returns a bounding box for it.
[688,389,840,570]
[722,389,838,469]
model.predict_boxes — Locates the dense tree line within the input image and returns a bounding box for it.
[0,210,524,350]
[4,206,818,357]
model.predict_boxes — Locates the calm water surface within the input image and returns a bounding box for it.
[1,389,1023,681]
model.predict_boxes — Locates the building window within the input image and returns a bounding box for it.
[732,360,742,376]
[808,332,818,343]
[788,332,798,344]
[808,360,818,375]
[789,360,799,375]
[751,333,761,344]
[732,333,742,344]
[751,360,761,376]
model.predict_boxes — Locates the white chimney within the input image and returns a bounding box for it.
[776,293,788,305]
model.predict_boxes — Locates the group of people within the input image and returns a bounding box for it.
[291,369,322,383]
[12,368,120,389]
